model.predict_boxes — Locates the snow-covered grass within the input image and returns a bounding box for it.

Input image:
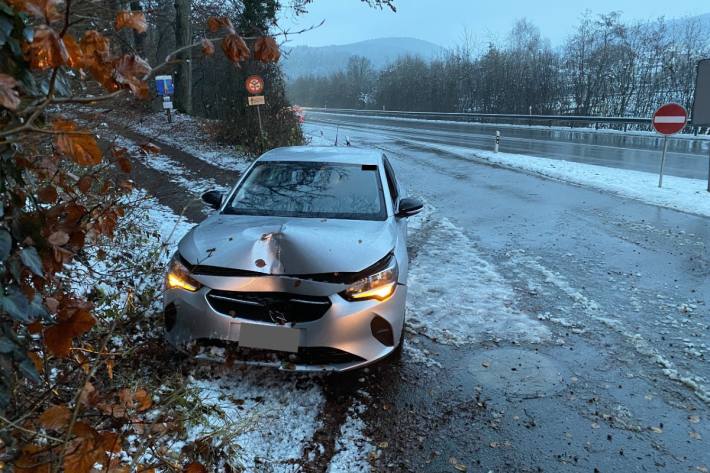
[186,367,324,472]
[405,205,550,346]
[123,110,252,173]
[408,140,710,218]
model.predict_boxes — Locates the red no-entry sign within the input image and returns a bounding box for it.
[652,103,688,135]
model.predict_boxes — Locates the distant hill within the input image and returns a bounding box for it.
[667,12,710,37]
[282,37,444,78]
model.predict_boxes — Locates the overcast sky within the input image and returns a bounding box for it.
[278,1,709,48]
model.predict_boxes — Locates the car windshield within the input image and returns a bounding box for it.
[223,161,387,220]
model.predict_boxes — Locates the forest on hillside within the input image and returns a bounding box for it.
[287,13,709,117]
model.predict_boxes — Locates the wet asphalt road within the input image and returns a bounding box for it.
[306,111,710,180]
[305,118,710,472]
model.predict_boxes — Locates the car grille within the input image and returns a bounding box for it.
[206,290,332,323]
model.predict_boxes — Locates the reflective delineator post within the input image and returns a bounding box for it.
[707,147,710,192]
[658,136,668,188]
[495,131,500,153]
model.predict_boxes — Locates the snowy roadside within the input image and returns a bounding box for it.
[113,110,252,173]
[405,204,550,347]
[113,135,230,198]
[404,139,710,218]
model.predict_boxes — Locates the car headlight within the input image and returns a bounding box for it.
[342,256,398,301]
[165,255,202,292]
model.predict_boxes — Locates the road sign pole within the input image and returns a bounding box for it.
[256,105,264,137]
[658,136,668,188]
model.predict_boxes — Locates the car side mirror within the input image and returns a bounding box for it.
[201,190,223,210]
[396,197,423,218]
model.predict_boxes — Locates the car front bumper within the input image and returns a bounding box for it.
[163,274,406,372]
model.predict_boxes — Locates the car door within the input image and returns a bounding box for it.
[382,155,409,281]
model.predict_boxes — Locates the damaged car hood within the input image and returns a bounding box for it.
[179,214,396,275]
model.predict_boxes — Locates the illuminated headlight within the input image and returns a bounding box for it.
[165,255,201,292]
[342,256,398,301]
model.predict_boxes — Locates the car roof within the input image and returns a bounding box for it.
[258,146,383,165]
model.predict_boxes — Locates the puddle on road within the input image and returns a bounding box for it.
[466,348,565,398]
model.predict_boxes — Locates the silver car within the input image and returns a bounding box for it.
[163,146,423,371]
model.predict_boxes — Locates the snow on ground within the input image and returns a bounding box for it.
[186,366,324,472]
[125,111,252,173]
[114,135,230,198]
[304,126,339,146]
[326,398,374,473]
[407,140,710,218]
[405,204,551,346]
[67,188,193,301]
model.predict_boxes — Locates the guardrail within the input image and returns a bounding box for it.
[305,106,710,191]
[303,107,662,133]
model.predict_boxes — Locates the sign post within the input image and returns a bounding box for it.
[691,59,710,192]
[155,75,174,123]
[652,103,688,188]
[245,75,266,140]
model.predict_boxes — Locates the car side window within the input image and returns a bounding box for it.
[382,157,399,206]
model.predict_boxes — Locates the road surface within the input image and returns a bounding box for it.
[109,112,709,472]
[306,110,710,180]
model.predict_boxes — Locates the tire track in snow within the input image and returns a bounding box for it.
[404,205,551,346]
[507,251,710,404]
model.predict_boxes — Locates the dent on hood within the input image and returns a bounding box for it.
[179,215,396,276]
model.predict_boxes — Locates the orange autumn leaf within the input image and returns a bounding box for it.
[28,351,44,374]
[134,388,152,412]
[80,30,111,63]
[184,463,208,473]
[207,16,234,33]
[48,230,70,246]
[63,34,84,68]
[24,26,68,70]
[113,54,150,99]
[44,324,73,358]
[114,11,147,33]
[53,119,102,166]
[201,38,215,56]
[77,175,93,193]
[80,31,119,91]
[37,185,58,203]
[63,436,101,473]
[254,36,280,63]
[112,146,132,173]
[44,307,96,358]
[0,73,21,110]
[98,431,121,453]
[221,33,249,63]
[7,0,62,22]
[38,404,71,430]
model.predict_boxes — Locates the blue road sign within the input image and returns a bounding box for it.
[155,75,174,96]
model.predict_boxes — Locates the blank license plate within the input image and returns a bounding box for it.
[239,323,300,353]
